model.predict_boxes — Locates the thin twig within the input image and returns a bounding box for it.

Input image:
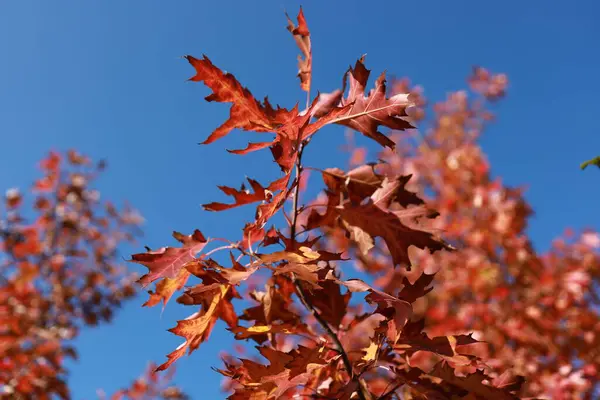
[378,381,404,400]
[289,142,370,400]
[202,244,237,258]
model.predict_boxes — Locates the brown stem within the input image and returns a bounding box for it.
[289,142,370,400]
[378,381,404,399]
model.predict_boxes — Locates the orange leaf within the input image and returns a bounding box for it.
[143,268,190,309]
[131,230,208,287]
[158,285,228,371]
[314,57,415,149]
[338,203,449,268]
[186,55,289,144]
[286,7,312,92]
[203,178,271,212]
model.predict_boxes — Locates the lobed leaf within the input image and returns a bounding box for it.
[157,285,229,371]
[313,56,415,149]
[338,202,449,268]
[285,7,312,93]
[130,229,208,287]
[185,55,290,144]
[203,178,271,212]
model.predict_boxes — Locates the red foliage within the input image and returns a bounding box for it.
[132,8,538,400]
[0,151,185,399]
[99,363,187,400]
[320,67,600,399]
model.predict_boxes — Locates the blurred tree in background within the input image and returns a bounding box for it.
[311,68,600,399]
[0,151,185,399]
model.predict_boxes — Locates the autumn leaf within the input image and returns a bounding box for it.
[266,366,322,399]
[397,273,435,303]
[306,168,432,252]
[322,165,384,200]
[131,230,208,287]
[247,179,295,238]
[338,202,449,268]
[157,285,229,371]
[185,55,289,145]
[256,247,342,265]
[241,284,300,328]
[227,389,269,400]
[217,346,326,399]
[491,371,526,392]
[184,260,229,290]
[314,56,415,149]
[143,268,190,309]
[230,323,306,343]
[228,141,273,155]
[255,97,353,177]
[327,273,412,335]
[429,363,521,400]
[1,151,146,399]
[366,289,413,342]
[361,341,378,362]
[371,175,425,208]
[340,314,387,362]
[285,7,312,93]
[285,345,328,378]
[273,263,324,289]
[203,178,272,212]
[214,263,259,286]
[394,331,480,366]
[301,99,354,143]
[309,279,350,328]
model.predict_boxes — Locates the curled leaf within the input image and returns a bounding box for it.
[286,7,312,93]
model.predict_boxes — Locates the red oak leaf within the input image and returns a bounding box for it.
[307,279,350,328]
[185,55,290,145]
[240,287,300,327]
[313,56,415,149]
[285,345,328,378]
[327,273,412,336]
[210,254,260,285]
[203,178,272,212]
[429,363,521,400]
[227,141,273,155]
[322,165,384,200]
[394,331,481,366]
[157,285,228,371]
[338,202,449,268]
[230,323,308,343]
[143,268,190,309]
[131,230,208,287]
[398,273,435,303]
[371,175,425,208]
[286,7,311,92]
[492,371,526,392]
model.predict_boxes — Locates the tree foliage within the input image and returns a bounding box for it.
[4,6,595,400]
[0,151,185,399]
[129,8,566,399]
[345,68,599,399]
[98,363,187,400]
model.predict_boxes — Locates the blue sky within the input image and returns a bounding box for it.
[1,0,599,398]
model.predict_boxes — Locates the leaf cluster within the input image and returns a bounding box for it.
[131,8,528,400]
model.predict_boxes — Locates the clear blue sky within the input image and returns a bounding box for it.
[1,1,599,398]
